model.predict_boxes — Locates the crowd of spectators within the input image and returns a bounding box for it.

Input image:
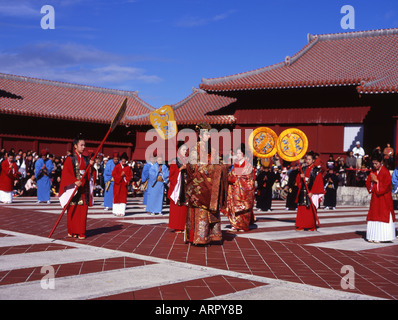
[256,142,395,202]
[0,142,395,202]
[0,148,144,199]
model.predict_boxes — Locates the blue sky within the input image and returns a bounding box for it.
[0,0,397,107]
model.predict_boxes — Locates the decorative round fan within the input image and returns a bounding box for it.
[276,128,308,162]
[248,127,278,158]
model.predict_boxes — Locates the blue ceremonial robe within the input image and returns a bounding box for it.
[35,158,53,202]
[146,163,169,214]
[141,162,153,205]
[392,168,398,194]
[103,160,118,208]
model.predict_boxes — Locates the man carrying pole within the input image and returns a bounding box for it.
[58,134,95,239]
[295,152,324,231]
[275,128,323,231]
[48,98,127,238]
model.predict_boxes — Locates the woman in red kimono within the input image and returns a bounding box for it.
[223,144,256,232]
[295,153,324,231]
[112,152,133,217]
[366,152,396,242]
[0,153,20,203]
[167,142,188,233]
[59,134,94,239]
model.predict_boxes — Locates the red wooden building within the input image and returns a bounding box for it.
[0,73,154,158]
[0,74,236,161]
[199,28,398,165]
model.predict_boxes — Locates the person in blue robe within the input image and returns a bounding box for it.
[141,155,155,206]
[103,152,119,210]
[35,149,53,203]
[392,168,398,215]
[392,168,398,194]
[146,155,169,215]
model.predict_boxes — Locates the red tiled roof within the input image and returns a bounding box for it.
[125,88,236,125]
[200,28,398,95]
[0,73,154,124]
[357,72,398,94]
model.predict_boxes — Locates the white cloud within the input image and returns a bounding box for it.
[0,42,162,87]
[175,9,236,27]
[384,10,395,20]
[0,2,40,17]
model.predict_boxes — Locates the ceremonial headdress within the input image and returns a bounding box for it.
[194,122,211,134]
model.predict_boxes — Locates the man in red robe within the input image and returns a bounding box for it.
[0,152,20,203]
[59,135,94,239]
[295,153,324,231]
[167,142,188,233]
[112,152,132,217]
[365,152,396,242]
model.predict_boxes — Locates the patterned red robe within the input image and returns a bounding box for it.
[184,141,228,245]
[223,160,256,231]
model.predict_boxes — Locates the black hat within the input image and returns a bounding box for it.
[371,151,382,162]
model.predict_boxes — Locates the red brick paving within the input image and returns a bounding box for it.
[1,200,397,300]
[93,275,267,300]
[0,256,155,286]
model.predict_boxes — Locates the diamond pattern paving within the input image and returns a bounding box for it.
[0,197,397,300]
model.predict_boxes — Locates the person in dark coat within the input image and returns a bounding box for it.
[284,163,299,210]
[323,168,339,209]
[256,165,276,212]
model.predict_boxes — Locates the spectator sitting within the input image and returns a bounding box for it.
[24,175,37,197]
[345,151,356,186]
[356,166,368,187]
[383,143,394,169]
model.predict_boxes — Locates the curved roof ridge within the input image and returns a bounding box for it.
[308,28,398,42]
[171,87,203,110]
[362,71,397,88]
[287,36,320,66]
[130,92,156,111]
[0,72,139,97]
[201,61,285,86]
[201,35,321,86]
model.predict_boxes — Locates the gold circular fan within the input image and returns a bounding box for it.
[248,127,278,158]
[276,128,308,162]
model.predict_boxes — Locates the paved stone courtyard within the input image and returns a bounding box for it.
[0,196,397,301]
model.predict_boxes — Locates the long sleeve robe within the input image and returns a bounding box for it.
[366,165,395,223]
[167,158,188,232]
[295,164,324,230]
[223,159,255,231]
[35,158,53,202]
[59,152,94,237]
[146,163,169,214]
[112,163,133,205]
[0,160,20,203]
[103,160,117,208]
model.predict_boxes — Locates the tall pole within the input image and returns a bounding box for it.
[48,98,127,238]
